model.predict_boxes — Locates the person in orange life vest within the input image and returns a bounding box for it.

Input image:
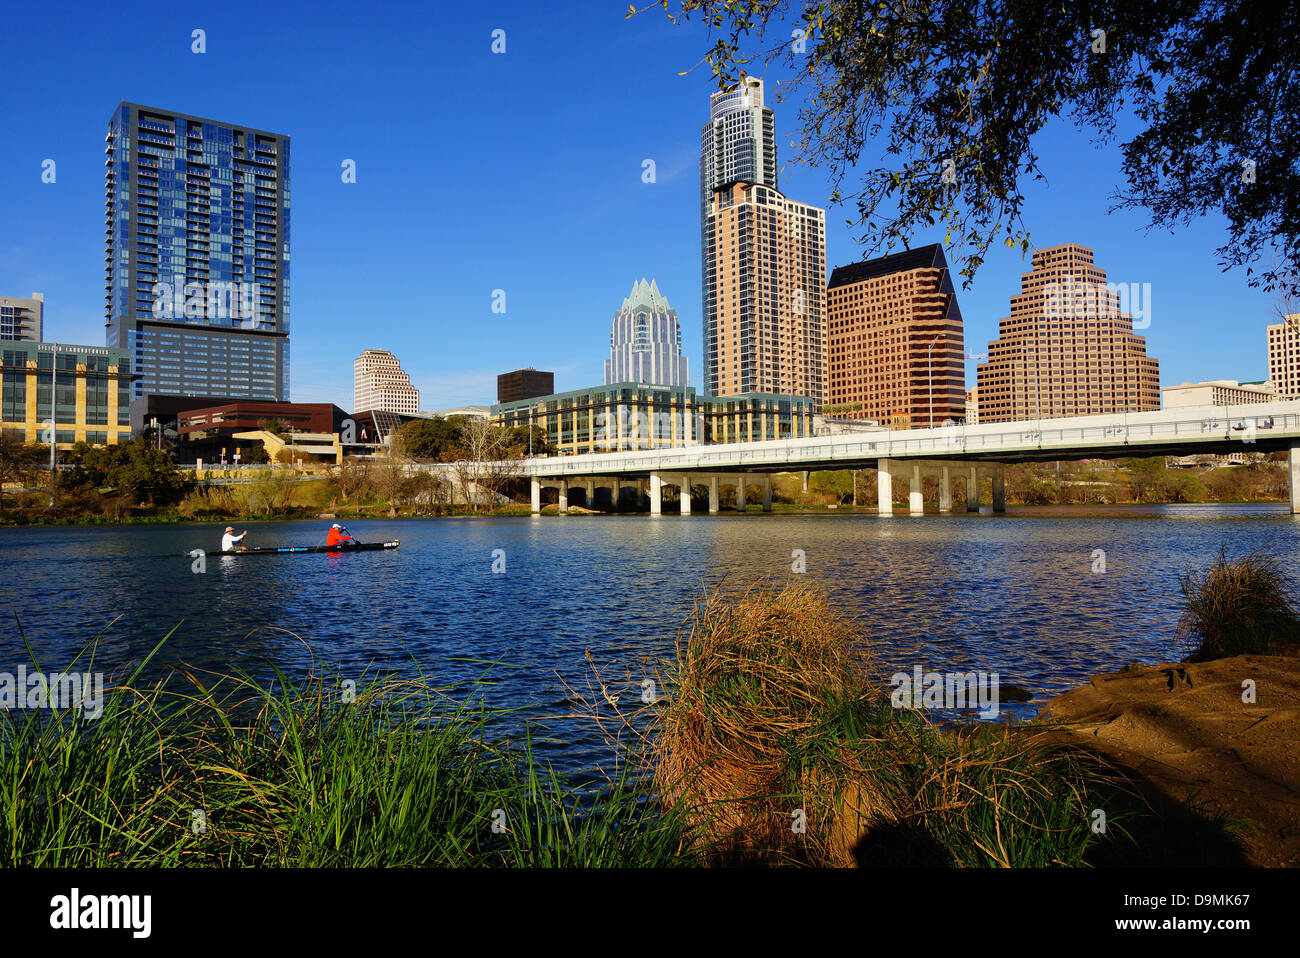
[325,523,353,548]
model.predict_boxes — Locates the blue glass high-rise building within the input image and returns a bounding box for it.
[105,102,290,400]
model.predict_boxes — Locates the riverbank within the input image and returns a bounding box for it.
[1026,654,1300,866]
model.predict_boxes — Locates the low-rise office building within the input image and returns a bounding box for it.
[175,400,349,463]
[1161,379,1277,409]
[493,382,816,455]
[1,341,133,446]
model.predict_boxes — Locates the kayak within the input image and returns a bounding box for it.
[215,541,400,555]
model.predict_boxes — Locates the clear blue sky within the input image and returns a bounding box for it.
[0,0,1278,409]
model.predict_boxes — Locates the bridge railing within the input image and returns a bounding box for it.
[512,406,1300,476]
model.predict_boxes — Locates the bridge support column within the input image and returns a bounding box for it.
[992,467,1006,513]
[558,479,568,515]
[584,480,594,506]
[762,475,772,512]
[939,466,952,512]
[878,459,893,516]
[709,476,719,513]
[530,477,540,514]
[680,476,692,515]
[910,464,924,515]
[649,473,663,515]
[1291,446,1300,514]
[736,478,746,512]
[967,467,979,512]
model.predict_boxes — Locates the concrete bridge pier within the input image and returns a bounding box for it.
[736,478,746,512]
[992,467,1006,513]
[762,475,772,512]
[649,473,663,515]
[558,479,568,514]
[940,466,952,512]
[681,476,692,515]
[709,476,720,513]
[967,466,979,512]
[1291,445,1300,514]
[531,477,541,514]
[878,458,894,516]
[909,463,924,515]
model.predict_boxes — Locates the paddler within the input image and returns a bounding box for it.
[325,523,353,548]
[222,526,248,552]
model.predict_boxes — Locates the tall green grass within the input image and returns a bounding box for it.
[0,630,695,868]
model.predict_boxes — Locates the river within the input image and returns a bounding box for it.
[1,504,1296,775]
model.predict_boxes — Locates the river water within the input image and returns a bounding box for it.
[2,505,1296,774]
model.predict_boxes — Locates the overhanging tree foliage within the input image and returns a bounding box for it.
[639,0,1300,292]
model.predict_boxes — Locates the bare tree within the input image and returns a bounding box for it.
[333,459,372,505]
[248,467,297,515]
[409,468,447,515]
[373,454,414,518]
[445,419,524,514]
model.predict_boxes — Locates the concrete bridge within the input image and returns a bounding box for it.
[515,401,1300,516]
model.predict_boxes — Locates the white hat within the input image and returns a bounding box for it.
[331,523,341,528]
[225,526,234,532]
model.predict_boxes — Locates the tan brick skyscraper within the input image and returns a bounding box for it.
[703,181,827,406]
[1267,316,1300,399]
[976,244,1160,422]
[825,244,965,427]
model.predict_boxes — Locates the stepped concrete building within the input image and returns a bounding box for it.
[0,293,44,342]
[354,349,419,414]
[1268,317,1300,400]
[604,279,689,387]
[700,78,827,408]
[976,244,1160,422]
[825,244,966,428]
[105,103,290,400]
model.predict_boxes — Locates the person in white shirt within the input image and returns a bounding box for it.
[221,526,248,552]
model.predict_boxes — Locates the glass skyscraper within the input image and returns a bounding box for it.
[604,279,689,387]
[105,102,290,400]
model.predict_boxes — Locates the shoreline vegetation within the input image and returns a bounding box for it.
[0,443,1292,527]
[4,553,1296,867]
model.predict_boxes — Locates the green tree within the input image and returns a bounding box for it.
[505,423,554,456]
[396,416,465,461]
[257,418,286,437]
[1121,456,1166,503]
[62,440,194,506]
[644,1,1299,293]
[0,434,46,493]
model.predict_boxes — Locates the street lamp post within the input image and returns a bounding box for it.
[529,403,545,457]
[926,332,944,427]
[48,344,57,507]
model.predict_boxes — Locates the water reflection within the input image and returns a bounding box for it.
[1,505,1297,773]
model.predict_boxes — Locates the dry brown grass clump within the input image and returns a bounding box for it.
[651,583,1126,868]
[651,582,887,864]
[1176,549,1300,661]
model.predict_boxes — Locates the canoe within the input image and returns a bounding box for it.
[215,541,400,555]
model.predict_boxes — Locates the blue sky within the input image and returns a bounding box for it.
[0,0,1279,409]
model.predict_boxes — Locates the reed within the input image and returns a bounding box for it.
[0,631,693,868]
[1176,549,1300,660]
[651,582,1130,866]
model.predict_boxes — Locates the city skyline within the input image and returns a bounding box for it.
[0,1,1285,412]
